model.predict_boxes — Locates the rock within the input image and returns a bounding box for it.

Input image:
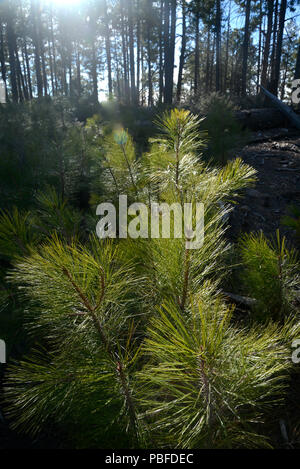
[245,188,261,198]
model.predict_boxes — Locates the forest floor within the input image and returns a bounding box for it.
[229,128,300,246]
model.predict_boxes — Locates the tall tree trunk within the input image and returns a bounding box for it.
[6,7,18,102]
[103,0,112,99]
[136,11,141,104]
[270,0,287,96]
[147,22,153,106]
[215,0,221,92]
[16,46,28,100]
[0,20,8,100]
[128,0,136,103]
[269,0,279,91]
[165,0,176,104]
[121,0,129,102]
[50,5,58,95]
[257,0,262,93]
[37,6,48,97]
[158,0,164,104]
[194,6,200,96]
[31,0,43,97]
[241,0,251,96]
[176,0,186,103]
[48,38,55,96]
[224,0,231,92]
[295,41,300,80]
[24,41,33,99]
[261,0,273,87]
[163,0,170,103]
[205,29,211,94]
[76,45,81,97]
[91,42,98,102]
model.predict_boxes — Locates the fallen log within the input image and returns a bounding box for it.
[259,85,300,130]
[235,107,286,130]
[222,291,257,307]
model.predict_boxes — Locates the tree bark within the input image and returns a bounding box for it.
[241,0,251,96]
[261,0,273,88]
[31,0,43,97]
[215,0,221,92]
[103,0,112,99]
[176,0,186,103]
[6,7,18,102]
[194,6,200,96]
[295,41,300,80]
[270,0,287,96]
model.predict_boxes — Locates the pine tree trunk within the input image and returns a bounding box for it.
[261,0,273,87]
[295,41,300,80]
[6,8,18,102]
[136,11,141,104]
[121,0,129,102]
[24,41,33,99]
[165,0,176,104]
[194,8,200,96]
[241,0,251,96]
[176,0,186,103]
[257,0,262,93]
[31,0,43,97]
[0,20,8,99]
[163,0,170,103]
[103,0,113,99]
[270,0,287,96]
[147,23,153,107]
[158,0,164,104]
[215,0,221,92]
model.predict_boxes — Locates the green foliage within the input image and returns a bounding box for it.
[2,108,299,449]
[238,231,300,322]
[282,205,300,244]
[0,208,39,261]
[199,93,249,165]
[138,299,293,448]
[5,237,144,447]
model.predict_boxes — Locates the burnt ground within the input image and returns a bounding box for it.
[229,128,300,247]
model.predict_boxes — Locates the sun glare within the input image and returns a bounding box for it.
[48,0,83,7]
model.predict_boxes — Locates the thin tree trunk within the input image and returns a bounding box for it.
[103,0,113,99]
[241,0,251,96]
[0,20,8,100]
[165,0,176,104]
[205,29,211,94]
[224,0,231,92]
[136,12,141,104]
[271,0,287,96]
[24,41,33,99]
[176,0,186,103]
[295,41,300,79]
[128,0,136,104]
[261,0,273,87]
[257,0,262,93]
[158,0,164,104]
[215,0,221,92]
[6,8,18,102]
[163,0,170,103]
[194,7,200,96]
[121,0,129,102]
[31,0,43,97]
